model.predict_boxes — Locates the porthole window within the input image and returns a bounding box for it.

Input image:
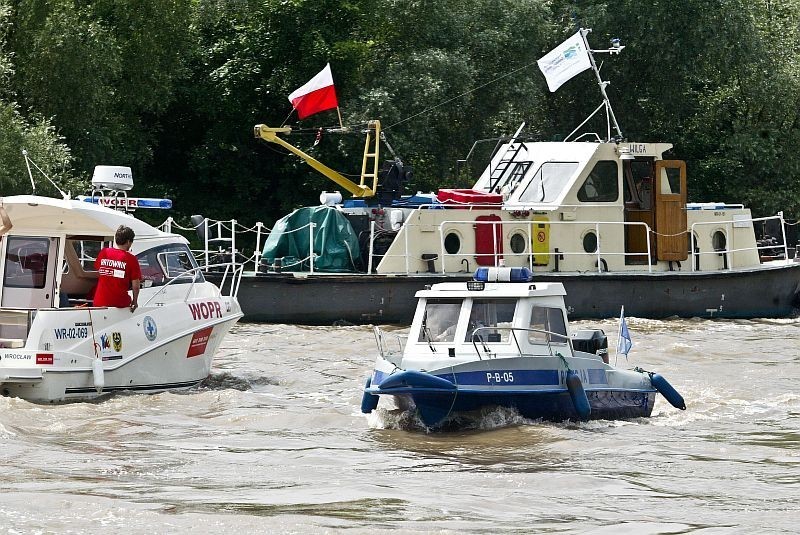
[582,231,598,253]
[510,232,527,254]
[444,232,461,254]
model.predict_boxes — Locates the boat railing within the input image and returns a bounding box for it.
[440,219,653,273]
[469,326,571,360]
[373,326,406,362]
[160,216,327,274]
[140,262,244,308]
[163,211,789,277]
[689,214,787,271]
[160,216,274,273]
[379,219,652,274]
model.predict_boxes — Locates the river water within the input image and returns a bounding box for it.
[1,317,798,533]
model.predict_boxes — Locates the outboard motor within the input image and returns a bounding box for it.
[571,329,609,363]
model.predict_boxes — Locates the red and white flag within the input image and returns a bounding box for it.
[288,63,339,119]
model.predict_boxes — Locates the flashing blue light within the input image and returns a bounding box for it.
[136,198,173,209]
[474,266,534,283]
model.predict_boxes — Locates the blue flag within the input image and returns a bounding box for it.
[617,306,632,358]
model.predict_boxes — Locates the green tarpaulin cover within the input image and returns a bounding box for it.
[261,206,360,272]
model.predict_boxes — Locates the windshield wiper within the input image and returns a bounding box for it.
[421,317,437,353]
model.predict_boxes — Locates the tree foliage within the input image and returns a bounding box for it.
[1,0,800,222]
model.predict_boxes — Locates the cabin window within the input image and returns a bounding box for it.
[3,237,51,289]
[578,161,618,202]
[464,299,516,343]
[528,306,568,344]
[137,243,204,287]
[625,160,654,208]
[660,166,682,194]
[71,240,108,271]
[518,162,578,203]
[419,298,462,343]
[712,231,727,253]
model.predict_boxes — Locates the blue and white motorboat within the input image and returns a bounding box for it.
[361,267,685,428]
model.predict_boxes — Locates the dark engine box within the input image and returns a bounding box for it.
[571,329,608,356]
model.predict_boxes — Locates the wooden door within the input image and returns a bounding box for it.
[654,160,687,261]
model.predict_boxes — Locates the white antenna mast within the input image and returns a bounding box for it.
[564,28,625,142]
[21,149,71,200]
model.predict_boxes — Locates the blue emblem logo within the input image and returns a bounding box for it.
[143,316,157,342]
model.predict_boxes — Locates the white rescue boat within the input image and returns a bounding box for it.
[0,165,243,402]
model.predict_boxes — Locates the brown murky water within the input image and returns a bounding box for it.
[1,317,799,533]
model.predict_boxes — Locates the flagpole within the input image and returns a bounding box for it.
[579,28,623,140]
[336,106,344,129]
[615,305,624,365]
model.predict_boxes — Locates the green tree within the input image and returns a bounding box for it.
[0,0,76,196]
[8,0,193,179]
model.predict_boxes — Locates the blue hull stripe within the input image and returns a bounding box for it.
[443,369,559,386]
[373,368,610,389]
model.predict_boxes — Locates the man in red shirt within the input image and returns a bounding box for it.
[94,225,143,311]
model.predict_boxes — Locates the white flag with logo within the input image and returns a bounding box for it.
[537,31,592,92]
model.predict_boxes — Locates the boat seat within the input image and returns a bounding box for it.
[0,338,25,349]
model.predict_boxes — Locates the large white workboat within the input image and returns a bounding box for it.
[0,165,243,402]
[184,29,800,324]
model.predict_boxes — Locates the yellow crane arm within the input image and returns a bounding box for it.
[253,121,381,198]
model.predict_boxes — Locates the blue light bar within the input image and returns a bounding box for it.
[474,266,533,282]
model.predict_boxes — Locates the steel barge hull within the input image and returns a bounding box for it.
[211,262,800,324]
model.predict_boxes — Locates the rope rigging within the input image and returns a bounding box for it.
[280,59,540,135]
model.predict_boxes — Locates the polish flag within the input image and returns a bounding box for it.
[288,63,339,119]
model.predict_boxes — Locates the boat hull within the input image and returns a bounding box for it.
[367,363,659,427]
[384,389,657,427]
[0,315,241,402]
[210,262,800,323]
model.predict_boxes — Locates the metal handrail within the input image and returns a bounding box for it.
[373,326,407,360]
[164,211,788,278]
[468,326,571,360]
[690,214,787,271]
[433,218,652,274]
[141,262,243,307]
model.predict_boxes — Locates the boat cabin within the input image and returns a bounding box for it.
[375,140,764,275]
[401,267,588,368]
[0,195,201,344]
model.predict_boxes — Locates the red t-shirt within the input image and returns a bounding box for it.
[93,247,142,307]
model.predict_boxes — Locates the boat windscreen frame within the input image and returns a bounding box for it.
[137,242,205,287]
[515,161,580,204]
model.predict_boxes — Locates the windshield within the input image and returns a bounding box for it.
[138,243,204,287]
[518,162,578,203]
[419,299,462,343]
[465,299,516,343]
